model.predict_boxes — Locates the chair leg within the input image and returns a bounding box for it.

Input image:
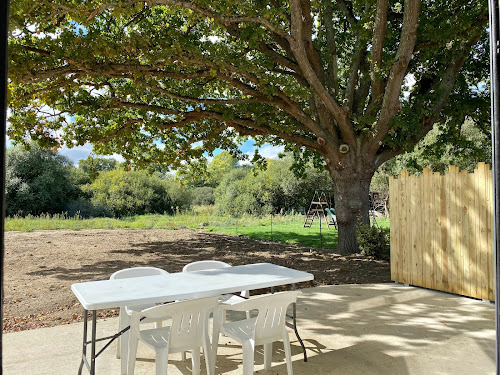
[264,342,272,370]
[210,330,221,375]
[155,348,169,375]
[120,313,132,375]
[283,331,293,375]
[127,337,139,375]
[241,340,255,375]
[203,333,214,375]
[191,348,201,375]
[116,311,122,359]
[181,351,186,361]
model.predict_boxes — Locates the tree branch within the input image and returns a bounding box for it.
[334,0,357,26]
[376,35,482,167]
[370,0,389,102]
[368,0,421,154]
[323,3,339,95]
[289,0,355,145]
[344,37,365,111]
[300,0,325,82]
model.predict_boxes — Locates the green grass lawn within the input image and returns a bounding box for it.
[5,210,389,250]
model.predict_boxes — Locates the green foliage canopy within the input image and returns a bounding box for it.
[8,1,488,169]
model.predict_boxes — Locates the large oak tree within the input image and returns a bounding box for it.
[8,0,489,253]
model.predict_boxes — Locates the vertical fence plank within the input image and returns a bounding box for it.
[414,172,423,287]
[432,171,440,291]
[471,165,479,298]
[460,171,470,295]
[466,173,476,296]
[436,172,445,293]
[409,173,417,285]
[423,168,432,289]
[487,166,495,301]
[442,168,451,292]
[478,162,488,299]
[389,176,398,281]
[401,170,409,284]
[450,165,460,295]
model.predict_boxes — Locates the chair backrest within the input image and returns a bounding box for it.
[130,296,219,351]
[182,260,231,273]
[110,266,168,280]
[183,261,249,298]
[221,291,300,343]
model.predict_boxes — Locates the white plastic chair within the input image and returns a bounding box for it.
[127,296,219,375]
[211,291,300,375]
[109,266,169,372]
[182,260,250,361]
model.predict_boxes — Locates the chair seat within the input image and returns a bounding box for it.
[125,303,160,315]
[219,294,246,305]
[139,326,171,350]
[221,317,257,342]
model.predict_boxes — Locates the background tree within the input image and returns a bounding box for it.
[191,186,216,206]
[214,157,333,216]
[206,151,239,187]
[371,118,492,194]
[6,144,80,216]
[8,0,489,253]
[175,156,210,187]
[162,175,193,211]
[78,155,119,180]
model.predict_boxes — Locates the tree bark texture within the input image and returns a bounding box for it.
[327,159,375,255]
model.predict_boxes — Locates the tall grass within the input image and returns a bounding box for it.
[5,207,390,250]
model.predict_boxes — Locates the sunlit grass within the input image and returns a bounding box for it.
[5,208,390,250]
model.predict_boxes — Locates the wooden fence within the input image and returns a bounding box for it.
[389,163,494,301]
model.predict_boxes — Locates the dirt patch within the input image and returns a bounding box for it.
[3,228,390,333]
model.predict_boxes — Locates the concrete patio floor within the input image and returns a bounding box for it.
[3,283,496,375]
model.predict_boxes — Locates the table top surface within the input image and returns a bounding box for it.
[71,262,314,310]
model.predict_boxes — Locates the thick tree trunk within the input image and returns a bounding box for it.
[328,166,374,255]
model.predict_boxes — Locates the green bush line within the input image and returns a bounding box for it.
[5,212,389,250]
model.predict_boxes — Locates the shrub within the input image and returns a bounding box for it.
[85,170,172,217]
[6,144,81,216]
[163,178,192,211]
[65,199,113,218]
[191,187,215,206]
[213,157,334,216]
[356,224,390,260]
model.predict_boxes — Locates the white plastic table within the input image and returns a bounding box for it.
[72,262,314,375]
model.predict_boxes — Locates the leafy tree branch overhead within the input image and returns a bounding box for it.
[8,0,489,253]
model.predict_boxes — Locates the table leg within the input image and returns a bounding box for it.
[78,310,88,375]
[91,310,97,374]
